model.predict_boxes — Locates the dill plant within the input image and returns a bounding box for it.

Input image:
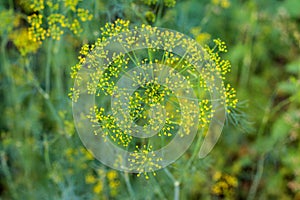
[1,0,299,199]
[70,19,238,179]
[27,0,93,43]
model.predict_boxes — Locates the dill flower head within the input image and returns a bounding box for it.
[9,28,40,56]
[27,0,93,43]
[211,171,238,198]
[71,19,237,175]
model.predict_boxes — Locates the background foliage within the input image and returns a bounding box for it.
[0,0,299,199]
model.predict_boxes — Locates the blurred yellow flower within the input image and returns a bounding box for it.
[31,0,44,11]
[93,181,103,194]
[190,27,211,45]
[211,0,230,8]
[107,170,120,197]
[211,172,238,198]
[213,171,222,181]
[79,147,95,160]
[85,174,96,184]
[196,33,211,45]
[145,11,156,22]
[164,0,176,7]
[65,0,79,11]
[107,170,118,180]
[224,174,238,187]
[9,28,41,56]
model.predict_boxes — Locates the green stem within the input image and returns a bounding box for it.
[124,172,136,199]
[1,37,19,135]
[52,39,63,100]
[247,91,275,199]
[247,87,296,200]
[8,0,14,9]
[150,174,167,199]
[44,138,52,170]
[155,0,164,26]
[130,3,148,24]
[46,39,53,94]
[182,129,204,176]
[164,168,180,200]
[1,152,18,199]
[1,37,10,80]
[174,181,180,200]
[246,154,265,200]
[24,59,63,128]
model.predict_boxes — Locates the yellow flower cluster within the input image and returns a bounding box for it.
[204,38,230,77]
[194,31,211,45]
[85,171,104,195]
[213,38,228,52]
[70,19,131,102]
[27,0,93,43]
[136,83,166,107]
[64,0,79,11]
[126,76,177,136]
[225,83,238,112]
[45,0,59,10]
[129,145,162,179]
[87,106,133,147]
[97,56,129,95]
[100,19,130,39]
[93,181,103,194]
[204,39,238,111]
[69,19,83,35]
[198,99,213,128]
[85,173,96,184]
[64,147,94,172]
[163,0,176,8]
[107,170,120,197]
[58,110,75,138]
[46,13,69,40]
[28,14,46,43]
[141,0,176,7]
[30,0,44,11]
[145,11,156,23]
[211,0,231,9]
[71,19,238,176]
[9,28,40,56]
[77,8,93,22]
[68,87,80,102]
[158,115,175,136]
[211,171,238,198]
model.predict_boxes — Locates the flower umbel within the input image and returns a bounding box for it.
[27,0,93,43]
[71,19,237,174]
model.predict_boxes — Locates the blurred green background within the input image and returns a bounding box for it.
[0,0,300,199]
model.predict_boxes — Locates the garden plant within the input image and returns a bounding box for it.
[0,0,300,199]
